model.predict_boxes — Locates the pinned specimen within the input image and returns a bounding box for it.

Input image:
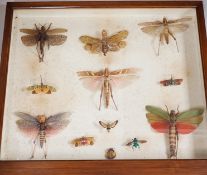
[77,68,139,110]
[27,76,56,94]
[99,120,118,132]
[20,23,67,62]
[105,148,116,159]
[72,137,94,147]
[16,112,70,159]
[146,105,204,159]
[126,138,147,150]
[80,29,128,56]
[138,17,192,55]
[160,75,183,86]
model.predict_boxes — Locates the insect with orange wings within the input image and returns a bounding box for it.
[146,105,204,159]
[20,23,67,62]
[160,75,183,86]
[16,112,70,159]
[79,29,128,56]
[27,76,56,94]
[77,68,138,110]
[138,17,192,55]
[99,120,118,132]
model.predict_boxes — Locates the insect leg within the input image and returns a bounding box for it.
[46,23,52,31]
[165,105,169,114]
[36,42,43,62]
[30,134,39,159]
[99,85,104,111]
[109,83,118,110]
[43,138,47,159]
[157,34,162,56]
[169,31,179,52]
[35,24,38,30]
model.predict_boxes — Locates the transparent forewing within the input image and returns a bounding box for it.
[140,25,163,36]
[48,35,67,46]
[46,28,68,34]
[20,29,38,35]
[168,17,192,24]
[15,112,38,123]
[138,21,163,26]
[169,23,190,33]
[21,35,37,46]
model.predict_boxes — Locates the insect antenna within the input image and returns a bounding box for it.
[176,105,180,114]
[157,39,161,56]
[175,39,179,53]
[165,105,169,114]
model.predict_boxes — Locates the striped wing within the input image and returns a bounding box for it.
[27,85,56,94]
[176,108,204,134]
[146,106,170,133]
[45,112,70,136]
[110,68,139,76]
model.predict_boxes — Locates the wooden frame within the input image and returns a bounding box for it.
[0,1,207,174]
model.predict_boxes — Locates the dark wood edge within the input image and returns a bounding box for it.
[6,1,203,8]
[0,1,207,175]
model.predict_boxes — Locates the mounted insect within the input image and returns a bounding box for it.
[126,138,147,150]
[99,120,118,132]
[20,23,67,62]
[105,148,116,159]
[27,76,56,94]
[71,137,94,147]
[146,105,204,159]
[77,67,139,110]
[79,29,128,56]
[16,112,70,159]
[138,17,192,55]
[160,75,183,86]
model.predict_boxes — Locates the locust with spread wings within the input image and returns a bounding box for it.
[138,17,192,55]
[146,105,204,159]
[80,29,128,56]
[16,112,70,159]
[20,23,67,62]
[77,68,139,110]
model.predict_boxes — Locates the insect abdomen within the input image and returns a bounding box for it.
[39,130,46,148]
[169,124,177,159]
[104,80,110,108]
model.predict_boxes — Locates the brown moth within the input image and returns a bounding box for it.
[99,120,118,132]
[138,17,192,55]
[79,29,128,56]
[20,23,67,62]
[77,68,138,110]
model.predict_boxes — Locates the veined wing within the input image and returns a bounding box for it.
[145,106,170,120]
[109,75,138,89]
[45,112,70,136]
[138,20,163,26]
[99,121,107,128]
[79,36,101,44]
[168,17,192,24]
[107,30,128,43]
[79,77,104,91]
[48,35,67,46]
[109,120,118,128]
[21,35,37,46]
[77,70,104,77]
[169,23,190,33]
[20,29,38,35]
[140,25,163,36]
[46,28,67,34]
[15,112,39,137]
[176,108,204,134]
[110,68,139,76]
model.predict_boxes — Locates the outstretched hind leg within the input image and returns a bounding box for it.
[109,84,118,110]
[43,139,47,159]
[169,31,179,52]
[99,86,103,111]
[30,135,38,159]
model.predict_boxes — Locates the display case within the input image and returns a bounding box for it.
[0,1,206,174]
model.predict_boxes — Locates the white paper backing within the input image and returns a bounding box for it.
[0,8,206,160]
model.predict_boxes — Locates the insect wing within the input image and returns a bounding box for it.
[169,24,189,33]
[138,21,163,26]
[48,35,67,46]
[109,120,118,128]
[174,79,183,85]
[20,29,38,35]
[145,106,170,120]
[15,112,39,137]
[176,108,204,134]
[110,75,138,89]
[77,70,104,77]
[139,140,147,144]
[107,30,128,44]
[110,68,139,76]
[160,80,169,86]
[21,35,37,46]
[140,25,163,36]
[80,36,101,44]
[126,141,133,146]
[168,17,192,24]
[46,28,67,34]
[45,112,70,136]
[99,121,107,128]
